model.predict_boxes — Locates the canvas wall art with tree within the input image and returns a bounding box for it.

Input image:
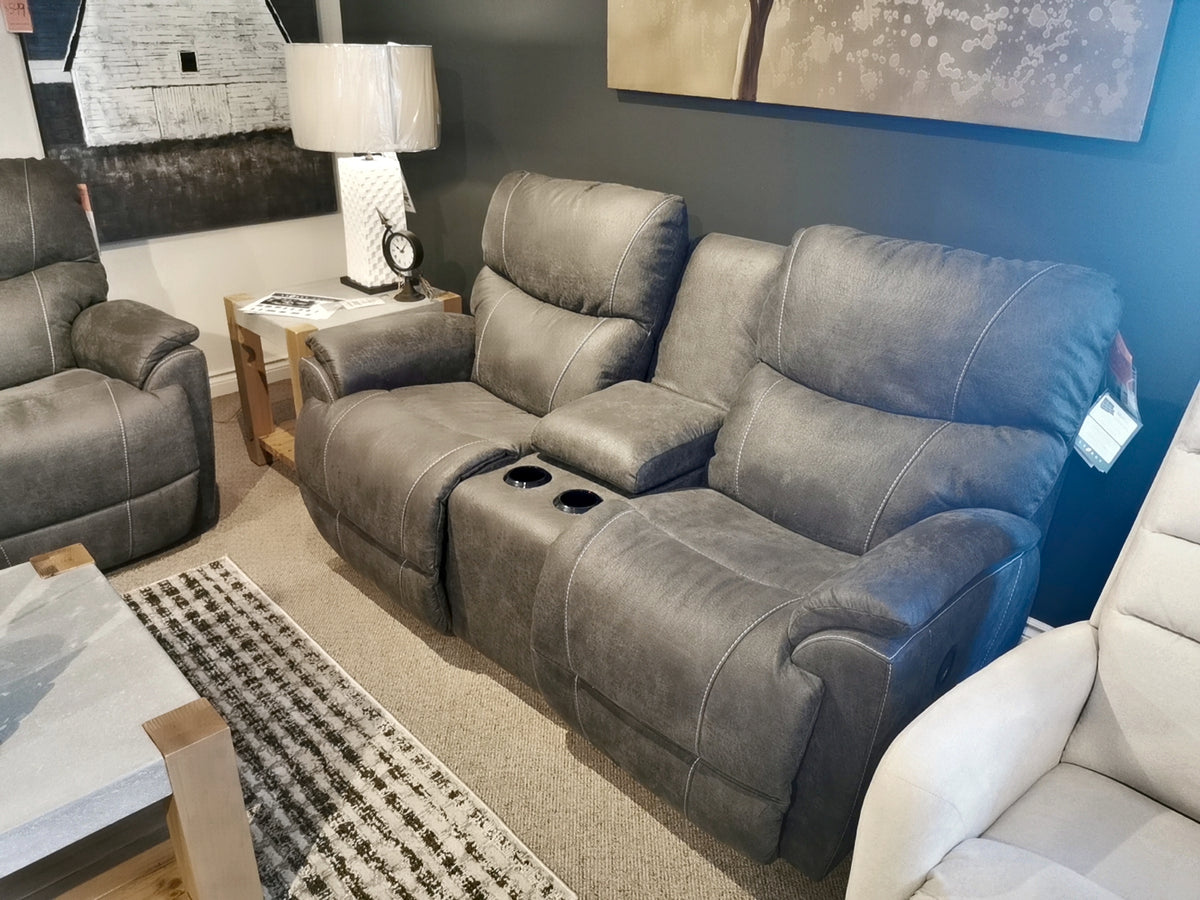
[608,1,1174,141]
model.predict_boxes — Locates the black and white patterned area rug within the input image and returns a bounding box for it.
[122,557,575,900]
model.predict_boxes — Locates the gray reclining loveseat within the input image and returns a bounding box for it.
[0,158,217,570]
[295,172,1122,877]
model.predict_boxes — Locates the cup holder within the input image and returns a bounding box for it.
[553,489,603,514]
[503,465,552,489]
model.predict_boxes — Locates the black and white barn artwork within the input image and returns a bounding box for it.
[608,1,1175,141]
[22,0,335,243]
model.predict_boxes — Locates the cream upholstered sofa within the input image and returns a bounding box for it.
[846,380,1200,899]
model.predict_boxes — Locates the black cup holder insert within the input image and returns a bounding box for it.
[503,465,552,489]
[553,489,603,514]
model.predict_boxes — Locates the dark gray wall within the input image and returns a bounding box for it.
[343,1,1200,625]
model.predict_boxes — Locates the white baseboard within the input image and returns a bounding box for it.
[1021,616,1054,642]
[209,357,291,398]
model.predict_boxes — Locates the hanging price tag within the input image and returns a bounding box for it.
[3,0,33,33]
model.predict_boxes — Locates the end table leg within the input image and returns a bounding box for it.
[284,322,318,422]
[144,698,262,900]
[224,294,272,466]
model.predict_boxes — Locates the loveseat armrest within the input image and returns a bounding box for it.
[845,621,1098,900]
[531,381,724,493]
[302,310,475,402]
[71,299,199,388]
[788,509,1042,648]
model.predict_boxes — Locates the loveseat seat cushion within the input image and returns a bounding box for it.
[532,488,858,860]
[0,370,199,568]
[531,381,723,493]
[295,381,540,630]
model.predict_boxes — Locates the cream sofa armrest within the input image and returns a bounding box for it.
[845,621,1098,900]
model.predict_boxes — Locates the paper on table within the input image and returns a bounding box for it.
[241,292,339,320]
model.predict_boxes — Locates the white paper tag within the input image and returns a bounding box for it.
[340,297,386,310]
[1075,391,1141,473]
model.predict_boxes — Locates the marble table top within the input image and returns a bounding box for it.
[0,560,199,877]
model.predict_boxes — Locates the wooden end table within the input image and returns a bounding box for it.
[224,278,462,468]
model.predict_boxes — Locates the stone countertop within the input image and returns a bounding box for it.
[0,561,199,877]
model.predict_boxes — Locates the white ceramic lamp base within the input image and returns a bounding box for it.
[338,154,409,293]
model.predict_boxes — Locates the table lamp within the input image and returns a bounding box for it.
[285,43,440,293]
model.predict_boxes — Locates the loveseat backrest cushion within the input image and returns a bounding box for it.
[651,233,785,411]
[472,171,688,415]
[708,225,1121,555]
[1063,386,1200,821]
[0,158,107,390]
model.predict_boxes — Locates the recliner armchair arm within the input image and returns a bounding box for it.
[303,310,476,401]
[71,298,199,388]
[845,621,1099,900]
[788,508,1042,647]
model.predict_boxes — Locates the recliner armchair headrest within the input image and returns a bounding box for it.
[480,170,688,333]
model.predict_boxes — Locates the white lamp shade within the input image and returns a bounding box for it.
[285,43,440,153]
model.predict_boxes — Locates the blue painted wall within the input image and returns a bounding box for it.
[343,0,1200,624]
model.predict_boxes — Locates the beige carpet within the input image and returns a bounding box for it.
[110,388,851,900]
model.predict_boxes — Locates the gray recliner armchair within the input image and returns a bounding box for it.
[530,225,1122,877]
[0,158,217,570]
[295,171,689,631]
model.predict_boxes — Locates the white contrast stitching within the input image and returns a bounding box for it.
[31,271,56,373]
[500,171,531,276]
[321,393,383,494]
[982,555,1026,660]
[333,510,345,556]
[733,375,786,499]
[0,544,11,567]
[790,555,1025,662]
[835,650,892,856]
[471,286,518,383]
[608,196,676,317]
[694,595,806,755]
[562,509,636,671]
[861,422,951,554]
[300,356,337,401]
[776,228,807,371]
[547,319,604,412]
[571,674,597,747]
[951,264,1061,418]
[103,382,134,560]
[683,757,702,820]
[23,159,36,270]
[398,440,490,551]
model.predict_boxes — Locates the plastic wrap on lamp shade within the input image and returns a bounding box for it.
[285,43,440,153]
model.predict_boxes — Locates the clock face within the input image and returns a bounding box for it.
[382,229,424,276]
